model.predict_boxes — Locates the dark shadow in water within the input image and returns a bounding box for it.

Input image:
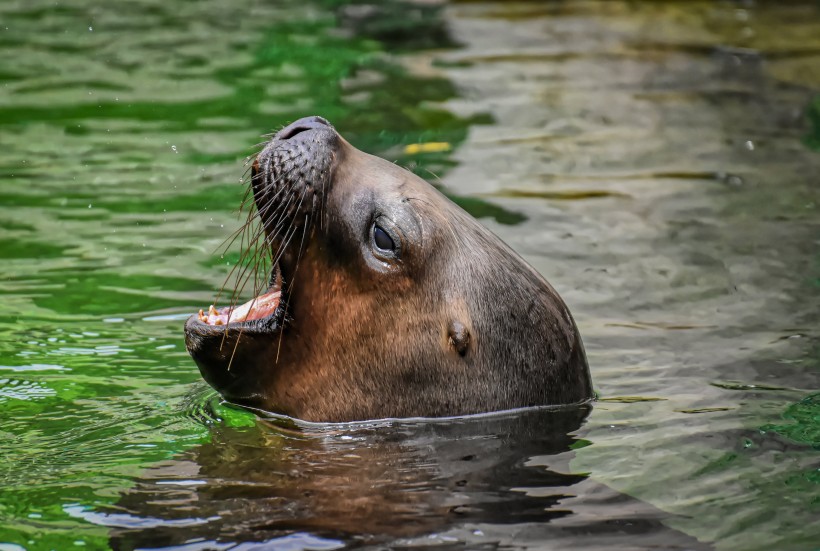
[333,0,457,51]
[107,406,711,550]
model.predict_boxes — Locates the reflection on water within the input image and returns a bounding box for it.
[0,1,818,550]
[107,404,708,551]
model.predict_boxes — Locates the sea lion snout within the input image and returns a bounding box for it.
[251,116,338,239]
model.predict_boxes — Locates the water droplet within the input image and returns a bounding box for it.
[88,26,93,31]
[726,174,744,187]
[171,145,178,153]
[745,140,755,151]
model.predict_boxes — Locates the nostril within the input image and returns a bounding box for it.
[277,116,332,140]
[309,115,331,127]
[278,124,311,140]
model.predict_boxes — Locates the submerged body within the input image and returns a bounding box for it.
[184,116,592,422]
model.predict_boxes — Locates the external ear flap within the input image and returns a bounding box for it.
[447,320,471,357]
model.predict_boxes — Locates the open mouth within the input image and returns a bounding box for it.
[194,259,288,329]
[197,289,281,326]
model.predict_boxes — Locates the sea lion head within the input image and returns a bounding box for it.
[184,116,593,422]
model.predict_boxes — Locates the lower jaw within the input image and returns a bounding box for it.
[220,390,268,410]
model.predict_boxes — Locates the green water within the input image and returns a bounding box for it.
[1,1,818,550]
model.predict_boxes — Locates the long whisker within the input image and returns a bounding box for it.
[217,219,269,358]
[263,189,300,242]
[214,161,302,308]
[215,163,288,349]
[212,130,315,371]
[276,208,310,364]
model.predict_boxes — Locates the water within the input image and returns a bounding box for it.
[1,1,818,550]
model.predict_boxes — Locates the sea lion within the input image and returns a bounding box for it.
[184,116,593,422]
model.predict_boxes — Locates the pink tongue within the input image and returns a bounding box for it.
[198,290,281,326]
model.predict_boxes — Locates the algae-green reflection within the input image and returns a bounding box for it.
[765,392,820,449]
[0,0,482,548]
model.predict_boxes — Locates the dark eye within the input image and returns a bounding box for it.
[373,224,395,251]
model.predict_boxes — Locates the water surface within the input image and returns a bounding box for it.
[1,1,818,550]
